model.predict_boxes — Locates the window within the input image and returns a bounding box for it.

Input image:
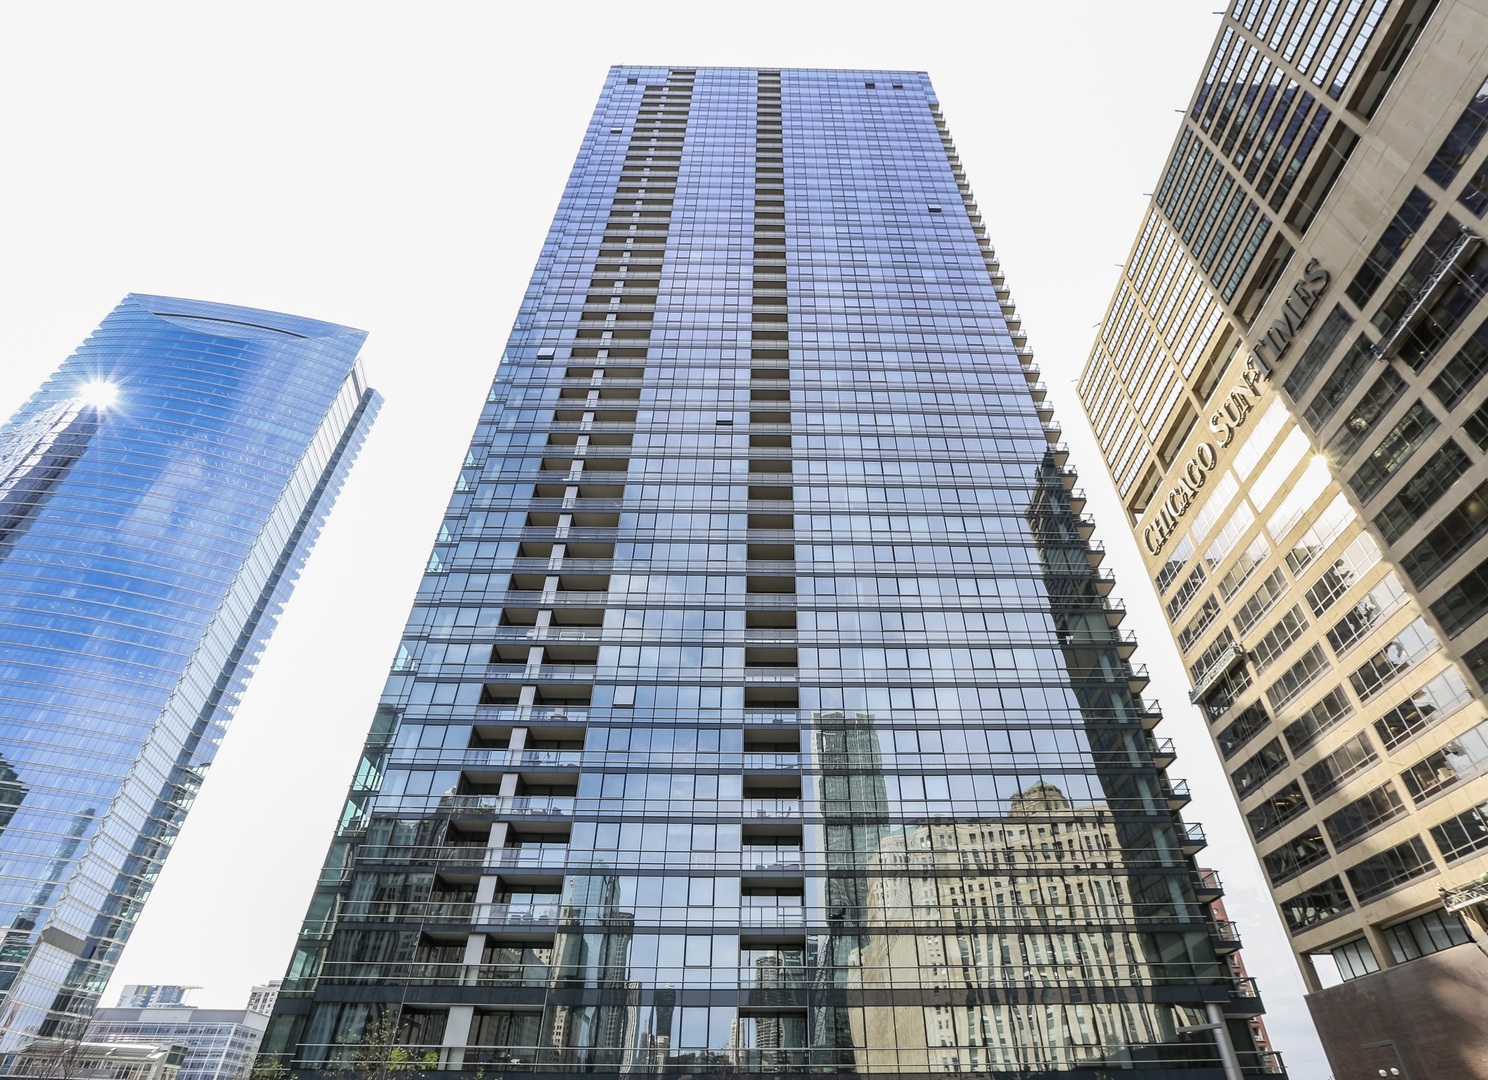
[1324,368,1406,461]
[1303,335,1374,430]
[1425,76,1488,189]
[1305,534,1383,617]
[1346,836,1435,903]
[1266,644,1330,709]
[1384,909,1473,962]
[1283,304,1353,400]
[1218,536,1271,601]
[1235,568,1289,636]
[1429,317,1488,408]
[1401,715,1488,803]
[1374,669,1474,750]
[1431,800,1488,862]
[1250,428,1309,512]
[1324,783,1405,849]
[1157,534,1195,595]
[1246,780,1308,841]
[1285,493,1356,574]
[1373,441,1472,544]
[1267,457,1332,542]
[1345,187,1437,308]
[1233,737,1289,798]
[1201,663,1254,721]
[1189,471,1240,544]
[1348,618,1437,701]
[1166,563,1209,622]
[1349,401,1440,502]
[1302,732,1378,800]
[1401,480,1488,587]
[1283,685,1355,754]
[1217,701,1272,759]
[1327,572,1408,655]
[1431,556,1488,636]
[1204,500,1255,569]
[1178,595,1222,653]
[1233,398,1288,478]
[1331,938,1381,981]
[1281,875,1351,931]
[1251,605,1310,672]
[1262,825,1331,885]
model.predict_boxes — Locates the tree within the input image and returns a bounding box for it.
[336,1015,438,1080]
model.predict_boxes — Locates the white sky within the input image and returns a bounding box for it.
[0,3,1329,1076]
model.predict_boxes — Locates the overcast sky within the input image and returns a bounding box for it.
[0,3,1329,1076]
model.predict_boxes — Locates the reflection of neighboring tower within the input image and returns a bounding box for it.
[650,983,675,1066]
[853,782,1156,1074]
[545,873,636,1067]
[0,812,94,994]
[0,399,101,551]
[812,710,889,1070]
[0,757,26,837]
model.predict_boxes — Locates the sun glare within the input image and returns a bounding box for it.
[77,380,119,408]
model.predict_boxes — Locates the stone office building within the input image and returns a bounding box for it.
[1079,1,1488,1076]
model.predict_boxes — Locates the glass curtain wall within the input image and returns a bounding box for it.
[267,69,1266,1078]
[0,295,378,1056]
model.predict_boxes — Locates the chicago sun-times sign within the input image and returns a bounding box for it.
[1142,259,1330,557]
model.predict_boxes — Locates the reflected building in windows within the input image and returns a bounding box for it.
[266,68,1277,1078]
[0,295,378,1058]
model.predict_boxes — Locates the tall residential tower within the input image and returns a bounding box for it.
[0,296,378,1056]
[1078,2,1488,1076]
[268,68,1277,1078]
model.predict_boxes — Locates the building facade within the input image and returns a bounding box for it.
[119,988,197,1011]
[246,982,281,1019]
[88,1007,268,1080]
[1077,2,1488,1077]
[0,296,379,1057]
[266,67,1278,1078]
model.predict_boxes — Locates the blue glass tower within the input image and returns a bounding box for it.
[0,295,379,1053]
[267,69,1278,1077]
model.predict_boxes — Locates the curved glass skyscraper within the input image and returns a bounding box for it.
[0,295,379,1052]
[267,69,1278,1078]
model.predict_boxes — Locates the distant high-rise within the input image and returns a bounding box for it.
[246,982,282,1019]
[266,68,1276,1077]
[0,295,379,1055]
[1078,3,1488,1076]
[118,986,195,1011]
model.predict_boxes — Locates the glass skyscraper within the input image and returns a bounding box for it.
[267,68,1277,1077]
[0,295,378,1055]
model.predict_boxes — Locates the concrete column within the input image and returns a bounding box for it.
[441,1005,474,1069]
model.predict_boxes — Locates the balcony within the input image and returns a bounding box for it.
[1128,664,1151,694]
[1139,700,1164,730]
[1179,822,1207,855]
[1222,975,1263,1017]
[1193,868,1224,901]
[1210,918,1242,953]
[1150,737,1177,769]
[1164,779,1192,811]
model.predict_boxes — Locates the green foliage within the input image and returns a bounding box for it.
[337,1016,438,1080]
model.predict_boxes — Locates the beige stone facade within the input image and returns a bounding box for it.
[1079,2,1488,1076]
